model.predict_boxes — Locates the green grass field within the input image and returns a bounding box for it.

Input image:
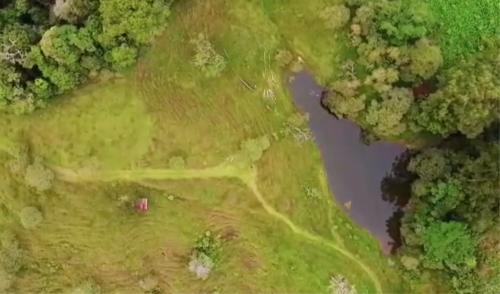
[426,0,500,63]
[0,0,423,292]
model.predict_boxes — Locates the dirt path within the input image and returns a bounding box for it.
[53,165,240,182]
[53,163,383,293]
[245,176,383,293]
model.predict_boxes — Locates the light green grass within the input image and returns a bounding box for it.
[0,0,411,292]
[261,0,352,84]
[0,78,153,169]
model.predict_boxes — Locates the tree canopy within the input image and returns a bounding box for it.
[324,0,500,140]
[400,136,499,293]
[0,0,172,114]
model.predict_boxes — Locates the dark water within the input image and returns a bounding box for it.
[288,71,412,253]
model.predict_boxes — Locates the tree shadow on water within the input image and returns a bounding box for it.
[386,209,405,253]
[381,150,416,253]
[381,150,415,207]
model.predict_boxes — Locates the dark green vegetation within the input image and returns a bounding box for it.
[400,136,499,293]
[317,0,499,293]
[412,49,499,138]
[0,0,171,113]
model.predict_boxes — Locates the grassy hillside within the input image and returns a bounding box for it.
[0,0,414,292]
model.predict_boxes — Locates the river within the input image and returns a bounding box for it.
[288,71,412,253]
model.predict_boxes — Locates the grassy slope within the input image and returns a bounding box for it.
[0,0,409,292]
[0,79,153,169]
[261,0,351,84]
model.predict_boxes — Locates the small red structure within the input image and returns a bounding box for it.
[135,198,149,213]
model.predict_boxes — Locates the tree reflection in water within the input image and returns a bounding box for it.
[381,151,416,253]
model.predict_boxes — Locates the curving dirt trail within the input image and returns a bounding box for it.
[53,163,383,293]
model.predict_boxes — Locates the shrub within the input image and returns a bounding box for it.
[28,78,54,100]
[328,275,357,294]
[280,114,312,143]
[423,221,476,272]
[304,186,321,200]
[400,255,420,271]
[53,0,98,23]
[191,34,226,78]
[407,38,443,81]
[24,160,54,192]
[19,206,43,229]
[0,231,24,273]
[188,252,214,280]
[407,148,449,181]
[274,49,293,68]
[138,275,158,291]
[193,231,222,261]
[188,231,222,280]
[105,44,138,71]
[240,136,270,163]
[168,156,186,169]
[319,5,351,30]
[364,87,414,137]
[98,0,171,46]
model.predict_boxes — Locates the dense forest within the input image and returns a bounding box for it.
[0,0,171,114]
[322,0,499,292]
[0,0,499,293]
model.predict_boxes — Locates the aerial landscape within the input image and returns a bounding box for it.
[0,0,498,293]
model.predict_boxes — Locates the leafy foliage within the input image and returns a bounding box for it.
[191,33,227,78]
[422,222,476,271]
[329,274,357,294]
[319,5,351,30]
[98,0,170,47]
[188,231,222,280]
[408,38,443,80]
[53,0,99,23]
[235,136,271,168]
[411,44,500,138]
[39,25,96,66]
[325,0,499,140]
[0,0,172,113]
[274,49,293,68]
[0,231,25,274]
[324,0,440,138]
[24,160,54,192]
[193,230,222,262]
[19,206,44,229]
[104,44,138,71]
[364,87,413,137]
[401,138,499,293]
